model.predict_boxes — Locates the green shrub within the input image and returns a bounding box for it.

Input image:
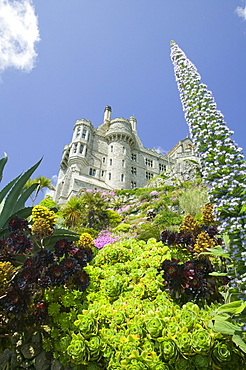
[137,224,161,242]
[76,227,99,239]
[154,210,183,227]
[43,238,246,368]
[106,209,122,227]
[113,223,132,233]
[179,187,208,217]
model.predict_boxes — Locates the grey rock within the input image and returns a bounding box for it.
[21,343,42,360]
[0,348,13,370]
[51,358,64,370]
[31,333,42,344]
[34,351,51,370]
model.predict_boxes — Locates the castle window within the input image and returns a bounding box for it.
[102,157,106,163]
[109,172,111,180]
[121,174,124,182]
[122,160,125,167]
[110,159,112,165]
[159,164,166,172]
[101,170,104,177]
[131,181,137,189]
[76,126,81,137]
[89,168,96,176]
[73,143,78,153]
[145,158,153,167]
[82,129,87,139]
[85,148,87,156]
[122,146,125,153]
[111,145,113,152]
[79,144,84,154]
[146,172,153,180]
[131,153,137,161]
[131,167,137,175]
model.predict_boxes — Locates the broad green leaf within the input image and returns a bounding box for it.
[52,228,79,235]
[199,246,230,258]
[240,203,246,214]
[0,158,42,229]
[215,301,246,315]
[211,313,230,321]
[208,319,242,335]
[0,153,8,182]
[209,272,228,277]
[232,334,246,353]
[223,234,230,249]
[43,228,79,249]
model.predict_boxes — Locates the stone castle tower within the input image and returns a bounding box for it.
[54,106,197,203]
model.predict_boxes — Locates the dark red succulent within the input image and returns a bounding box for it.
[8,216,29,233]
[60,257,80,277]
[16,267,37,290]
[7,232,33,254]
[54,239,73,257]
[71,270,90,291]
[3,285,31,315]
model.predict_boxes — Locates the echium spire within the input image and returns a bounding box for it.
[170,40,246,295]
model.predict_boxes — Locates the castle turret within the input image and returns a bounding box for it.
[69,119,92,163]
[103,106,112,123]
[104,118,135,189]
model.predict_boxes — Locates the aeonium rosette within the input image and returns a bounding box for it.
[1,211,92,335]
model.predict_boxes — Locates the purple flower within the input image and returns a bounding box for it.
[149,191,159,197]
[94,230,119,249]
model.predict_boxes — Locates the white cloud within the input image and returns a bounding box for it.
[235,6,246,20]
[153,146,168,155]
[0,0,40,73]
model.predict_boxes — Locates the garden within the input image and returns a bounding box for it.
[1,41,246,369]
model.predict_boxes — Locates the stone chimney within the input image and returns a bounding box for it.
[103,106,112,123]
[129,116,137,131]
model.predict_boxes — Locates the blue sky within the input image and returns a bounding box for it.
[1,0,246,197]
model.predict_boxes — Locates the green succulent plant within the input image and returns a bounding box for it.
[42,238,246,368]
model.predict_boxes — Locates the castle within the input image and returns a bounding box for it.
[54,106,198,204]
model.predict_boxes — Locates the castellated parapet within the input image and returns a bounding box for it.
[54,106,198,204]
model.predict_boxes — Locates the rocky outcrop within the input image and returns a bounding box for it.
[147,159,201,187]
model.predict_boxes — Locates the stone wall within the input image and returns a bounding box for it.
[0,333,71,370]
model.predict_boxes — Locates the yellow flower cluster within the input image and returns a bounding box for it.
[32,218,53,239]
[0,261,15,294]
[32,205,56,228]
[201,203,215,226]
[180,214,201,236]
[77,233,95,249]
[193,231,216,257]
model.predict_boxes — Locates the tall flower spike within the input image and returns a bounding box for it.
[170,41,246,296]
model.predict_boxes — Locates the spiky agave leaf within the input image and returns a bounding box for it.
[0,158,42,230]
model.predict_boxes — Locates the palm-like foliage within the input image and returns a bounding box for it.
[81,191,109,229]
[24,176,55,205]
[61,197,84,229]
[61,192,111,231]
